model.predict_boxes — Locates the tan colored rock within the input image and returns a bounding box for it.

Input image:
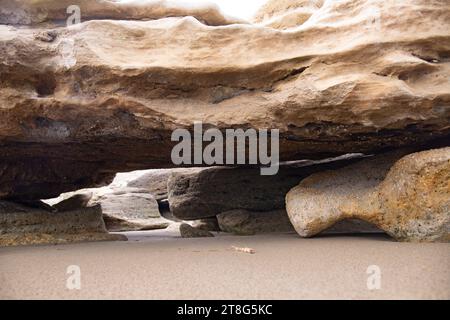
[286,148,450,242]
[0,201,125,246]
[52,192,92,212]
[190,217,221,232]
[179,223,214,238]
[253,0,323,29]
[48,186,171,232]
[253,0,323,22]
[0,0,244,26]
[93,187,170,232]
[217,209,295,235]
[116,169,188,201]
[167,157,361,220]
[0,0,449,199]
[217,209,382,235]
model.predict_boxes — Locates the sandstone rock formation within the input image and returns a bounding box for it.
[116,168,197,202]
[253,0,323,29]
[190,217,221,232]
[217,209,295,235]
[119,170,171,202]
[0,0,449,200]
[286,147,450,242]
[168,156,365,220]
[91,188,170,232]
[217,209,381,235]
[179,223,214,238]
[48,185,171,232]
[0,201,125,246]
[52,192,92,212]
[0,0,244,26]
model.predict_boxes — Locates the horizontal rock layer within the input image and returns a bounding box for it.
[46,184,171,232]
[0,201,125,246]
[0,0,243,26]
[0,0,449,199]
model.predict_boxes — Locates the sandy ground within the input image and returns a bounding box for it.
[0,229,449,300]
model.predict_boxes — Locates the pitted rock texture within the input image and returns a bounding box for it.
[286,147,450,242]
[0,0,449,199]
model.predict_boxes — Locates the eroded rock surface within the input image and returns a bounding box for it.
[286,147,450,242]
[217,209,295,235]
[0,0,244,26]
[116,169,190,202]
[253,0,323,29]
[0,0,449,199]
[190,217,221,232]
[0,201,125,246]
[179,223,214,238]
[48,186,171,232]
[91,188,170,232]
[217,209,381,235]
[167,157,362,220]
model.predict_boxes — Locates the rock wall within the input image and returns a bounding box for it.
[1,0,449,199]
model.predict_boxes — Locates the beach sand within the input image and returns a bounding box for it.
[0,229,449,299]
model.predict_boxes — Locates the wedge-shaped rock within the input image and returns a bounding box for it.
[47,186,171,232]
[286,148,450,242]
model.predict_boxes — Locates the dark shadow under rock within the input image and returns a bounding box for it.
[217,209,383,236]
[179,223,214,238]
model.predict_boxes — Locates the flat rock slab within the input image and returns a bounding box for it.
[47,186,171,232]
[0,201,125,246]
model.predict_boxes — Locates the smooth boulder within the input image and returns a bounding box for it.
[286,148,450,242]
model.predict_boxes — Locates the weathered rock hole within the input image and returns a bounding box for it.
[35,74,57,97]
[277,66,309,82]
[411,52,440,64]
